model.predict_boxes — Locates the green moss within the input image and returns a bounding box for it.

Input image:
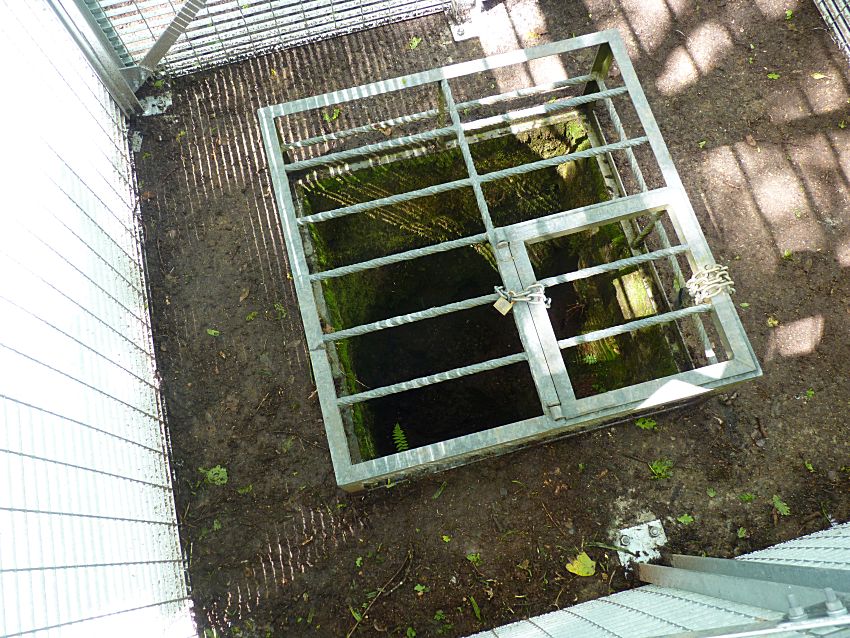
[556,224,681,398]
[296,113,680,455]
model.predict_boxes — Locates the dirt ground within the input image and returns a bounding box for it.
[135,1,850,636]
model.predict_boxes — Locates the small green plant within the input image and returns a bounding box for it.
[199,465,228,485]
[739,492,756,503]
[698,139,707,149]
[804,460,815,473]
[141,151,152,161]
[414,583,430,595]
[782,249,794,261]
[355,556,363,567]
[432,481,447,500]
[406,628,417,638]
[176,129,187,141]
[785,9,793,20]
[635,417,657,431]
[236,484,253,495]
[392,423,409,452]
[245,311,258,322]
[578,462,586,472]
[582,353,598,364]
[648,459,674,480]
[707,487,717,498]
[322,107,341,123]
[840,120,847,129]
[433,610,452,634]
[434,609,454,636]
[677,513,695,525]
[408,36,423,50]
[767,72,781,80]
[212,518,222,531]
[441,534,452,543]
[153,78,166,89]
[469,595,482,621]
[466,552,482,567]
[739,302,750,308]
[273,302,287,320]
[772,494,791,516]
[767,316,779,328]
[737,526,748,539]
[805,388,815,399]
[206,328,221,336]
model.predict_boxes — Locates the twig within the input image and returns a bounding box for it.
[255,391,271,413]
[540,501,569,539]
[346,549,412,638]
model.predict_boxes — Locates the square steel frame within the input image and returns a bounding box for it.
[258,29,761,491]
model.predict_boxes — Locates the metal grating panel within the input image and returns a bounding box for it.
[814,0,850,62]
[0,2,192,636]
[91,0,449,75]
[467,521,850,638]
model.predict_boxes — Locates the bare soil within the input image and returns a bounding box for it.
[135,1,850,636]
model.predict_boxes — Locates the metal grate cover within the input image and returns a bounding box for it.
[259,30,761,491]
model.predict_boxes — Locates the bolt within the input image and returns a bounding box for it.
[648,526,662,538]
[786,594,806,621]
[824,588,847,616]
[620,535,631,546]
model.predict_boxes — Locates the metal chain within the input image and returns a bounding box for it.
[686,264,735,304]
[495,283,551,308]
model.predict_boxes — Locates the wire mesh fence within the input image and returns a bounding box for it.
[0,2,192,635]
[91,0,449,75]
[815,0,850,61]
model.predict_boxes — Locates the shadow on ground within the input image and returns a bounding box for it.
[135,1,850,635]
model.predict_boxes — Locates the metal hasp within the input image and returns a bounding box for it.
[258,30,761,491]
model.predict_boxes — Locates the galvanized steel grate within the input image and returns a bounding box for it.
[815,0,850,62]
[90,0,449,75]
[259,31,762,491]
[0,1,192,635]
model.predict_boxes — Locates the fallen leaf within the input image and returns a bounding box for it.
[140,190,157,202]
[745,134,757,147]
[239,287,250,303]
[566,551,596,577]
[811,72,828,80]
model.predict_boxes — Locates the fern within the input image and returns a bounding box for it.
[392,423,409,452]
